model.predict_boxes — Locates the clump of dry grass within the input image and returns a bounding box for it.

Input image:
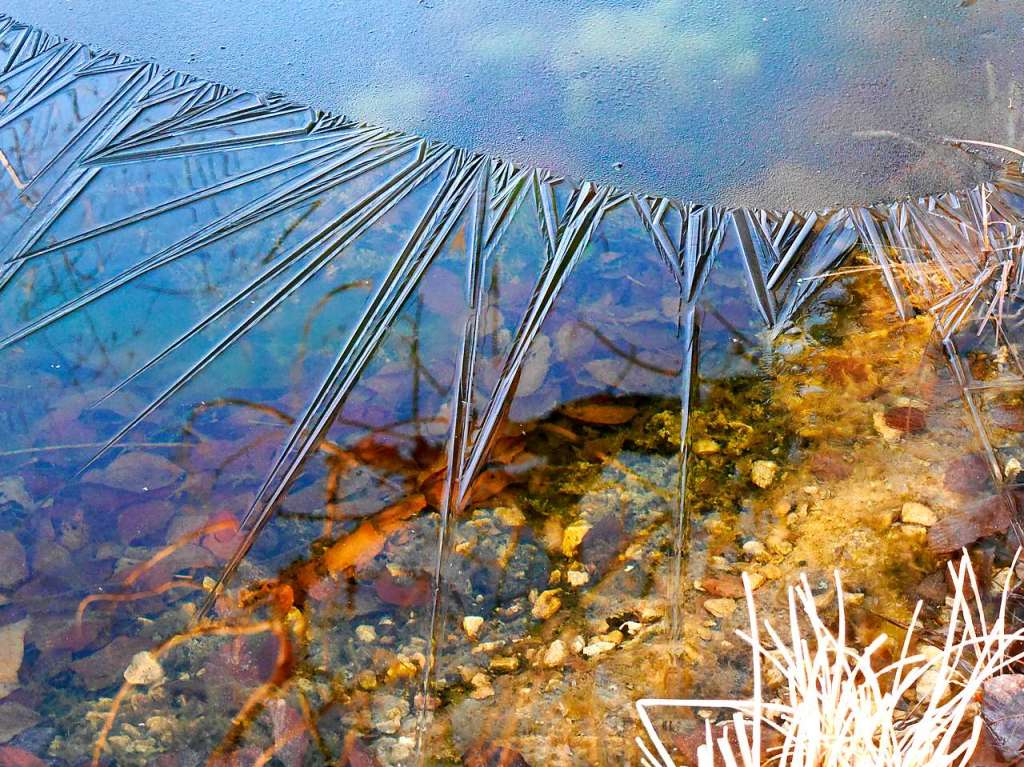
[636,552,1024,767]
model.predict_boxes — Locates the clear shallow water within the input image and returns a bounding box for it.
[2,0,1024,207]
[0,14,1023,767]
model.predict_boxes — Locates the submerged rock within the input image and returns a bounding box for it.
[900,502,937,527]
[542,640,567,668]
[469,673,494,700]
[462,616,484,640]
[578,514,626,573]
[703,598,738,619]
[751,460,778,489]
[566,569,589,587]
[355,625,377,643]
[0,619,29,698]
[489,656,519,673]
[561,521,591,557]
[370,694,409,735]
[0,536,27,589]
[693,439,721,456]
[123,651,164,686]
[531,590,561,621]
[582,640,616,658]
[0,703,38,744]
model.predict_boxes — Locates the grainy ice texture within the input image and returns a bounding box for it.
[3,0,1023,207]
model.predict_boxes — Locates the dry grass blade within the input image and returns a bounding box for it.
[948,138,1024,162]
[636,551,1024,767]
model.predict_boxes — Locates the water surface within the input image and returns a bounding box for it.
[3,0,1024,207]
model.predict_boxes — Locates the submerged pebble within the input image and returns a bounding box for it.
[751,460,778,489]
[469,673,494,700]
[703,598,738,619]
[462,616,484,640]
[582,640,615,658]
[900,502,937,527]
[566,569,589,587]
[0,535,27,589]
[123,651,164,686]
[490,656,519,673]
[531,590,561,620]
[561,521,591,557]
[355,625,377,643]
[542,640,567,668]
[693,439,721,456]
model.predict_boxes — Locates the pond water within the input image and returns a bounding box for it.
[0,12,1023,767]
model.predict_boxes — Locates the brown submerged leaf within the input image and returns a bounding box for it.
[701,575,746,599]
[116,499,176,544]
[983,675,1024,760]
[70,636,150,691]
[562,402,638,425]
[468,469,513,505]
[0,746,48,767]
[82,452,184,492]
[928,494,1014,553]
[374,570,431,607]
[968,729,1016,767]
[324,495,427,575]
[944,452,993,495]
[883,406,927,433]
